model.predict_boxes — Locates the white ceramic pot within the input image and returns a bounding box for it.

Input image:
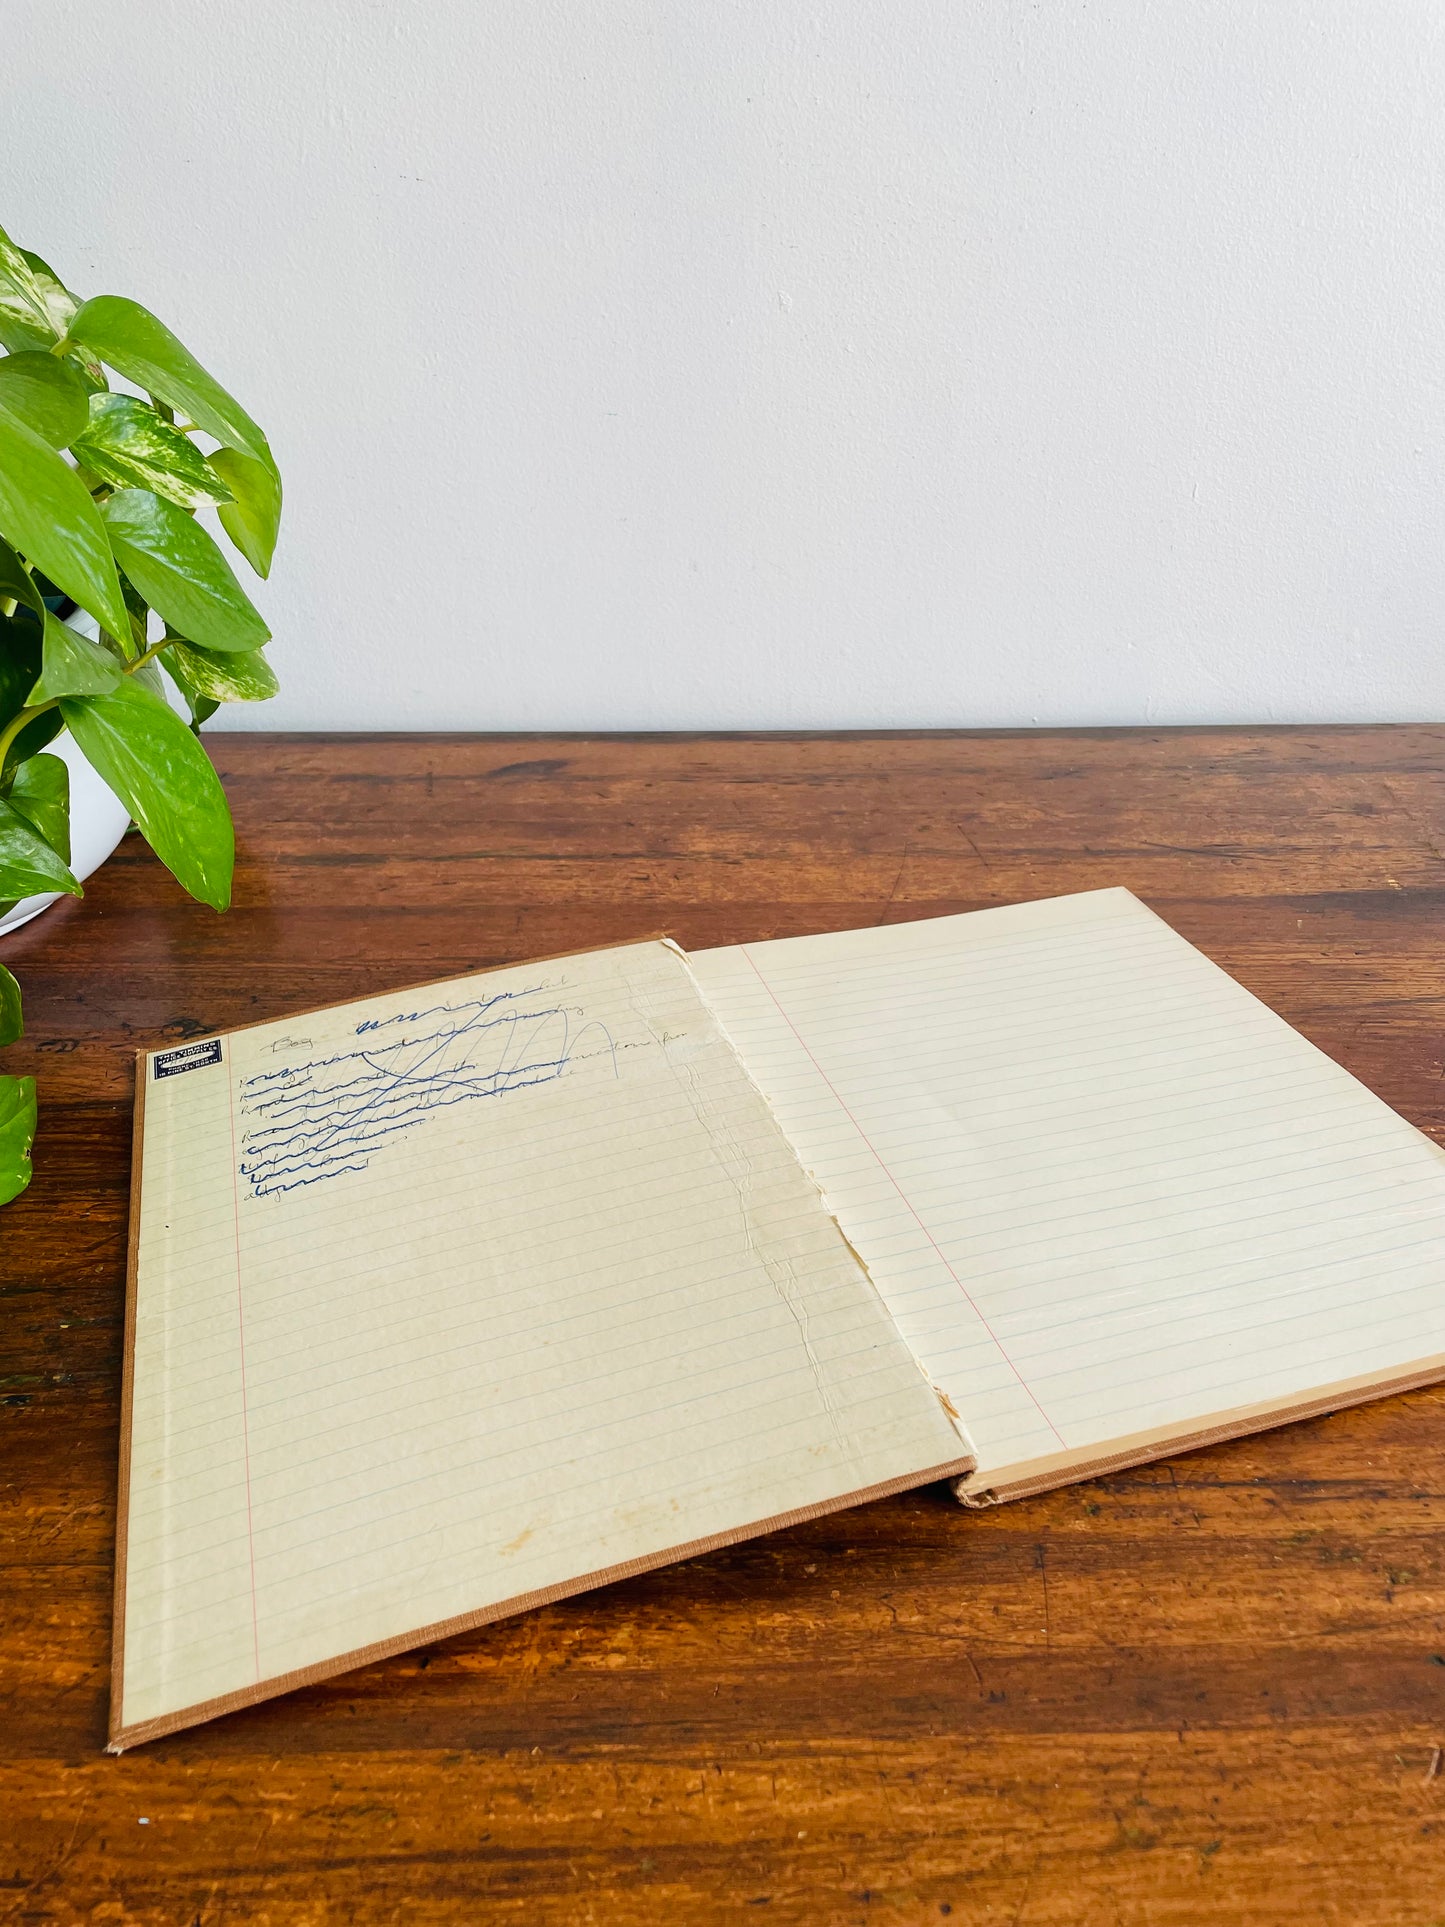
[0,610,132,938]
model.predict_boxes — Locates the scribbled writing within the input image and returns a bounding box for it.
[237,986,616,1198]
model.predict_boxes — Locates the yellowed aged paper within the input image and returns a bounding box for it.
[115,940,965,1744]
[693,889,1445,1494]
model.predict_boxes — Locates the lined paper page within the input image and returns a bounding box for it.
[118,940,964,1740]
[692,890,1445,1487]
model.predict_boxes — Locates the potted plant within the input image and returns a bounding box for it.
[0,220,281,1205]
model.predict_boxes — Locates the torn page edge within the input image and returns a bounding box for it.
[679,949,976,1460]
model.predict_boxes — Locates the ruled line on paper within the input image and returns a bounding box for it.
[126,1352,931,1621]
[692,890,1445,1476]
[130,1370,954,1668]
[133,1114,822,1314]
[225,1039,261,1684]
[131,1154,831,1384]
[142,1047,1406,1342]
[131,1243,862,1446]
[235,984,621,1199]
[119,939,963,1731]
[739,945,1069,1450]
[127,1279,904,1517]
[154,1018,1401,1298]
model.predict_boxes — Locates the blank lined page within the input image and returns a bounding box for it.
[692,890,1445,1489]
[116,940,964,1745]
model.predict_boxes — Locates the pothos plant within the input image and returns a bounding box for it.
[0,221,281,1205]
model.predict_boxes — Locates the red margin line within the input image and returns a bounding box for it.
[741,947,1067,1447]
[226,1044,263,1680]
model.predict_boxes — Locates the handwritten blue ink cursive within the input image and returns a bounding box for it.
[237,986,616,1199]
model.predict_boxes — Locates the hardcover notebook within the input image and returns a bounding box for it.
[112,890,1445,1747]
[112,938,970,1750]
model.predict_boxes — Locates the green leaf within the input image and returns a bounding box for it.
[1,709,63,775]
[20,252,106,387]
[27,610,122,703]
[0,612,61,775]
[100,489,268,654]
[0,225,56,338]
[8,752,70,864]
[162,650,222,729]
[0,963,21,1047]
[130,656,165,699]
[0,308,53,356]
[19,250,80,339]
[165,636,278,703]
[0,403,129,639]
[0,532,45,624]
[0,353,88,448]
[60,679,233,910]
[0,238,99,384]
[0,559,53,770]
[73,394,234,508]
[0,794,81,898]
[0,1074,37,1205]
[60,296,274,469]
[116,572,151,659]
[210,448,281,577]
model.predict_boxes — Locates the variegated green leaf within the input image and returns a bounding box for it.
[162,649,221,729]
[0,305,53,356]
[0,963,20,1048]
[0,225,56,338]
[0,794,81,898]
[100,489,268,653]
[7,752,70,864]
[0,352,89,448]
[18,249,80,340]
[0,1074,36,1205]
[165,635,278,702]
[61,678,233,910]
[20,252,104,386]
[73,394,234,508]
[0,403,130,640]
[61,296,274,469]
[210,447,281,577]
[28,610,122,703]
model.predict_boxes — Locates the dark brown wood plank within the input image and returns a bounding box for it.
[3,727,1445,1923]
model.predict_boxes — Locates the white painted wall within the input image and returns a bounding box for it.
[5,2,1445,729]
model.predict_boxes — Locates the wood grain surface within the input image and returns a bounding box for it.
[4,727,1445,1925]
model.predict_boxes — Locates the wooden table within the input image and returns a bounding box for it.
[5,729,1445,1924]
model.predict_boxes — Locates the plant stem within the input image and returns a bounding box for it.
[127,639,170,675]
[0,638,165,774]
[0,699,59,772]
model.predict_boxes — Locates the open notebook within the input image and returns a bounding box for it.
[111,938,969,1749]
[692,888,1445,1502]
[112,891,1445,1746]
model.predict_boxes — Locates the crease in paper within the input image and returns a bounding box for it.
[692,888,1445,1492]
[118,938,964,1736]
[684,954,974,1458]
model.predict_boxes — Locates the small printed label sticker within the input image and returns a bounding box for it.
[152,1039,223,1079]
